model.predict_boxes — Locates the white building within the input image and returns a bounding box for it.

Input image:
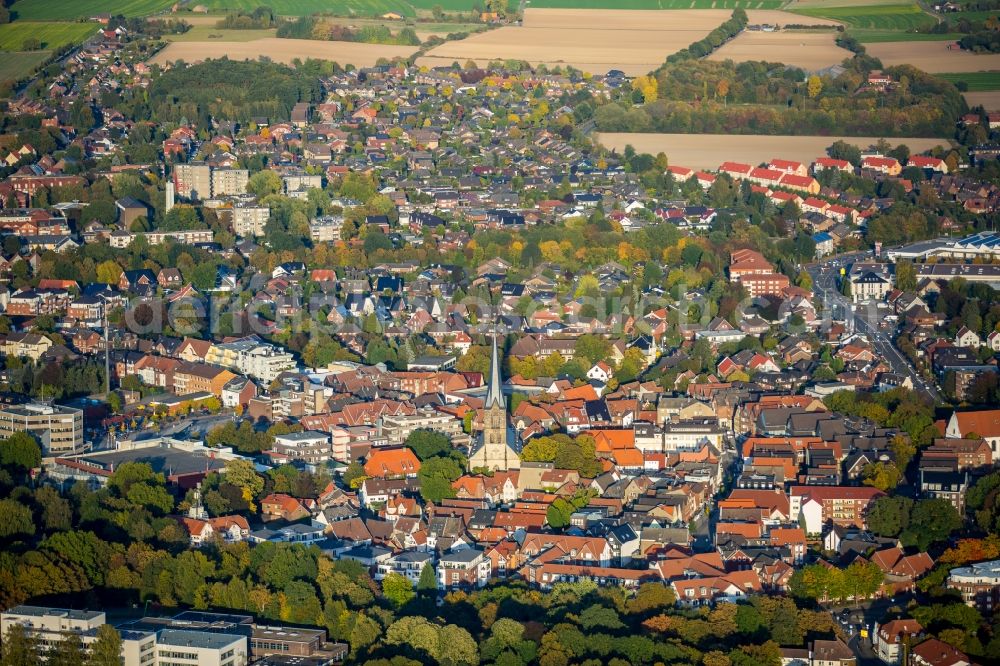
[272,430,332,464]
[376,550,434,583]
[309,215,345,243]
[155,628,248,666]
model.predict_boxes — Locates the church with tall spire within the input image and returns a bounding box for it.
[467,332,520,471]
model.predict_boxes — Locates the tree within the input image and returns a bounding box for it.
[225,458,265,510]
[903,498,963,550]
[49,632,86,666]
[896,259,917,292]
[626,582,676,614]
[382,572,415,608]
[0,623,38,666]
[867,496,913,537]
[417,561,438,595]
[406,430,453,461]
[87,625,122,666]
[247,170,282,197]
[0,498,35,539]
[418,456,462,503]
[437,624,479,666]
[95,260,122,285]
[807,75,823,99]
[0,432,42,470]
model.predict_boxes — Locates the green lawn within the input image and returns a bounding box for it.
[855,30,963,42]
[11,0,174,20]
[0,22,97,51]
[790,4,937,31]
[935,71,1000,90]
[0,50,49,83]
[528,0,783,7]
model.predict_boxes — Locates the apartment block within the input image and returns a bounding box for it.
[232,205,269,237]
[210,168,249,197]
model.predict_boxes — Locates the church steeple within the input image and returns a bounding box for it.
[468,326,519,472]
[485,330,505,410]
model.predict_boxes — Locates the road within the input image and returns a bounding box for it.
[825,594,913,666]
[807,254,941,403]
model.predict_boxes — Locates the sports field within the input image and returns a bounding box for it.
[10,0,174,20]
[0,50,49,83]
[0,22,97,51]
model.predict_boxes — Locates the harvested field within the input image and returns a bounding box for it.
[417,9,837,75]
[964,91,1000,111]
[149,37,418,67]
[418,8,731,75]
[866,41,1000,73]
[708,31,851,71]
[596,132,949,170]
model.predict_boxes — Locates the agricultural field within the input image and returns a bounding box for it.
[963,91,1000,110]
[867,41,1000,72]
[149,36,419,68]
[0,22,97,51]
[596,132,949,170]
[788,3,936,32]
[708,31,852,71]
[194,1,417,17]
[418,8,732,75]
[854,31,963,42]
[0,51,49,83]
[935,71,1000,90]
[528,0,783,8]
[10,0,174,20]
[163,26,279,42]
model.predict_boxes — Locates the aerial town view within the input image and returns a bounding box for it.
[1,0,1000,664]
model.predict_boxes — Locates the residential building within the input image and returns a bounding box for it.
[174,162,212,200]
[232,205,269,237]
[438,549,491,589]
[947,559,1000,613]
[875,619,923,665]
[272,431,332,464]
[211,168,249,196]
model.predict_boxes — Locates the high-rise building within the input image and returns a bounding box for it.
[211,168,249,197]
[467,333,520,471]
[232,204,269,237]
[174,163,211,200]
